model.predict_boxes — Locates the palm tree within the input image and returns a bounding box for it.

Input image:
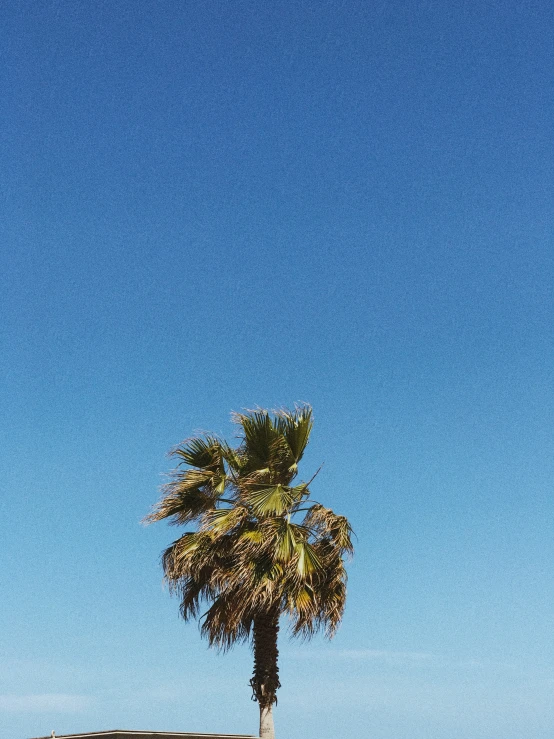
[145,406,353,739]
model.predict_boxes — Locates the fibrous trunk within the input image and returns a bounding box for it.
[250,611,280,739]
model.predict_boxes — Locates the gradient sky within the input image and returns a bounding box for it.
[1,1,553,738]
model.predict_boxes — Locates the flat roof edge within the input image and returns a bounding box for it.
[29,732,257,739]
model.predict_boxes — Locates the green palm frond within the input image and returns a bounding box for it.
[273,519,298,562]
[292,586,313,612]
[145,466,229,526]
[233,409,278,471]
[295,540,323,578]
[144,486,212,525]
[200,505,248,535]
[171,435,223,470]
[237,527,265,546]
[144,470,221,525]
[219,441,244,474]
[244,483,299,516]
[274,405,313,463]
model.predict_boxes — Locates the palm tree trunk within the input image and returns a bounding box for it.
[259,704,275,739]
[250,611,281,739]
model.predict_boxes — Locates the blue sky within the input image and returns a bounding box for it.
[1,1,553,738]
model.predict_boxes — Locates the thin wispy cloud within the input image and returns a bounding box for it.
[335,649,434,662]
[287,647,435,665]
[0,658,93,684]
[0,693,91,713]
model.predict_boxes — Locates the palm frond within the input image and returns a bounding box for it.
[244,483,298,516]
[295,540,323,578]
[237,527,265,546]
[200,589,253,650]
[219,441,244,474]
[162,531,206,573]
[171,435,223,470]
[200,505,248,535]
[302,504,354,556]
[274,405,313,463]
[233,409,278,471]
[273,519,298,562]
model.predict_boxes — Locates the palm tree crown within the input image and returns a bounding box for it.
[146,406,353,738]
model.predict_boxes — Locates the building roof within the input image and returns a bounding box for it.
[30,732,257,739]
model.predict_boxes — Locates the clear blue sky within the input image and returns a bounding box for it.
[1,1,553,738]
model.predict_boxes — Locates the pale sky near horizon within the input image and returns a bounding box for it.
[1,1,553,738]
